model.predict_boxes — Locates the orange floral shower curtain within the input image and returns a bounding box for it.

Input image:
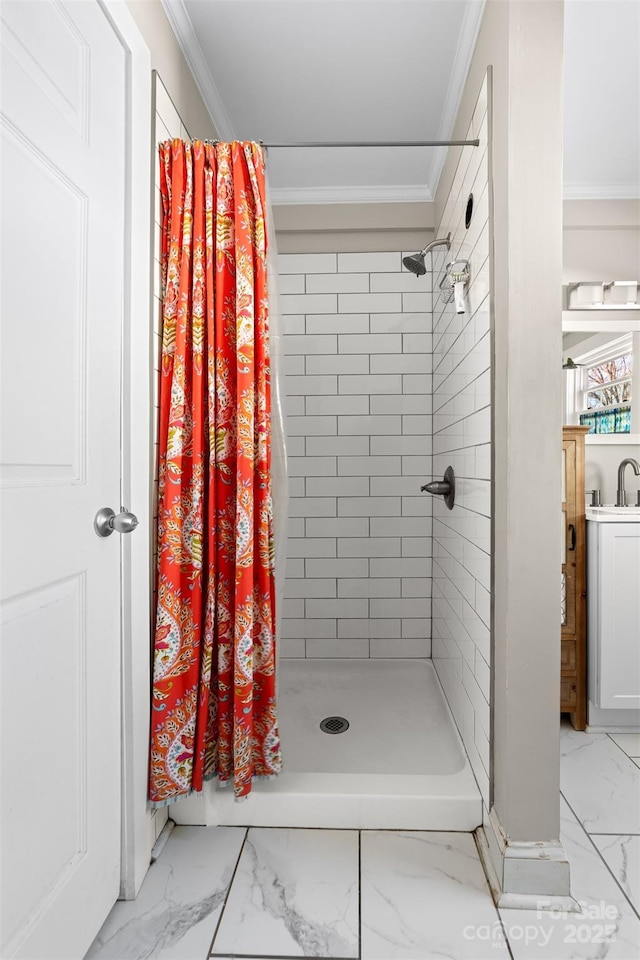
[149,140,281,804]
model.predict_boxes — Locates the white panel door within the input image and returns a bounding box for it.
[0,2,127,956]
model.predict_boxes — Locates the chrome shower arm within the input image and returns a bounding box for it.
[419,232,452,258]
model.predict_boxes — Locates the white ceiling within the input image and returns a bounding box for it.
[563,0,639,199]
[164,0,484,203]
[163,0,640,204]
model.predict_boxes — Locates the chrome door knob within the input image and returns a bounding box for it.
[94,506,139,538]
[112,510,139,534]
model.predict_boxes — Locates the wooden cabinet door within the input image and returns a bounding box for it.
[562,439,577,638]
[561,426,588,730]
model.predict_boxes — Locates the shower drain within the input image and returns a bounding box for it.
[319,716,350,735]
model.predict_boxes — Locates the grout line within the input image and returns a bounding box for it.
[606,733,640,765]
[471,831,516,960]
[496,912,516,960]
[586,831,640,836]
[212,950,355,960]
[219,824,365,832]
[560,791,640,923]
[207,828,250,958]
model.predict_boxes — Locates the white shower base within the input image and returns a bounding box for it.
[172,658,482,831]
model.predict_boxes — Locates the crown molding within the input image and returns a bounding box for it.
[269,184,433,206]
[426,0,486,197]
[563,182,640,200]
[160,0,235,139]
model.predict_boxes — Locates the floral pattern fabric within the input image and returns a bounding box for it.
[149,140,281,803]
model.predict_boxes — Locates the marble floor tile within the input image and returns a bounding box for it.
[592,834,640,913]
[561,727,640,834]
[608,732,640,758]
[211,828,359,958]
[360,831,509,959]
[85,826,245,960]
[500,799,640,959]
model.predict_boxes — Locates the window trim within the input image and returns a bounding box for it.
[564,334,634,436]
[575,334,633,418]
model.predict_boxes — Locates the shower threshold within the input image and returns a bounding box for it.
[172,659,482,831]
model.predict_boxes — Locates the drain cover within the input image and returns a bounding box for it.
[320,716,350,735]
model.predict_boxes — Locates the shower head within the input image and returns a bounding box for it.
[403,232,452,277]
[403,252,428,276]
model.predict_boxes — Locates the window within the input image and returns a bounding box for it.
[585,352,632,409]
[575,337,633,434]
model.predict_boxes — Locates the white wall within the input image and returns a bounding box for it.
[431,76,491,808]
[434,2,566,897]
[274,202,433,254]
[584,441,640,506]
[279,251,433,658]
[563,199,640,280]
[126,0,216,139]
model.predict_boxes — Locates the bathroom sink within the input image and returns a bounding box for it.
[587,505,640,522]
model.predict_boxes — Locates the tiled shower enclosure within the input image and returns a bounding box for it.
[276,75,492,811]
[279,251,434,660]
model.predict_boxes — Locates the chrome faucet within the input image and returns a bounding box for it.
[616,458,640,507]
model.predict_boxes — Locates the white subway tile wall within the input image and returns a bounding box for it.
[431,75,492,808]
[279,250,433,659]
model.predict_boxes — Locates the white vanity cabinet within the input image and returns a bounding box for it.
[587,515,640,710]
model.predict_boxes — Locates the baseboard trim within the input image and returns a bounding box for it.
[150,818,175,862]
[477,807,579,910]
[586,701,640,732]
[587,725,640,734]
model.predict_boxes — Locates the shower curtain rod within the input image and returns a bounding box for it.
[260,139,480,148]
